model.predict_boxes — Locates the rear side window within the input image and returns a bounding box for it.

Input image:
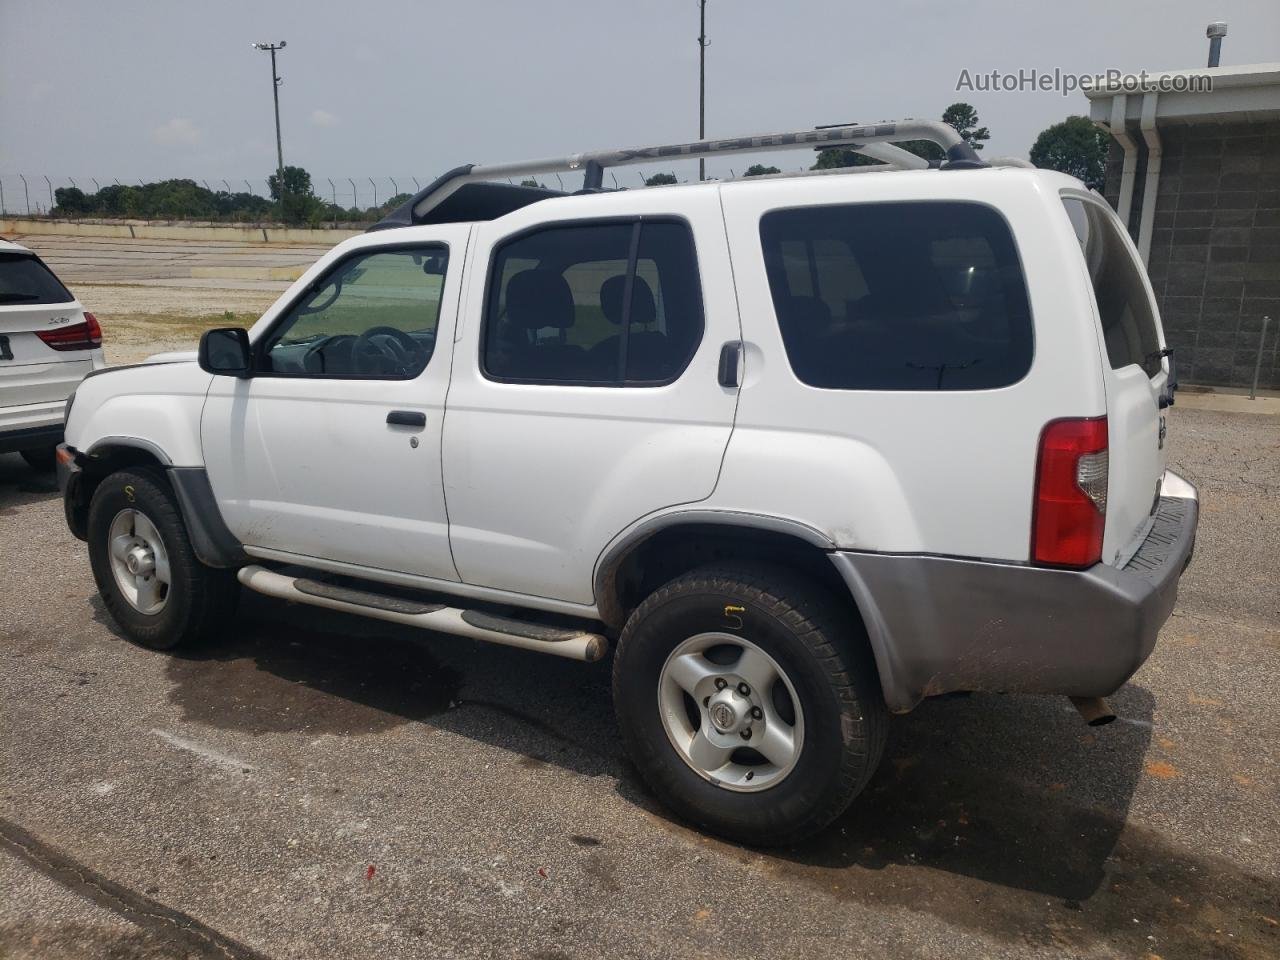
[0,252,73,305]
[483,219,703,385]
[1062,198,1162,378]
[759,201,1033,390]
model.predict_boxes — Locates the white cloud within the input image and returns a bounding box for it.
[310,109,338,127]
[152,117,202,146]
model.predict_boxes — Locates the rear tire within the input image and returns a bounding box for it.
[612,563,887,846]
[19,445,57,472]
[87,467,238,651]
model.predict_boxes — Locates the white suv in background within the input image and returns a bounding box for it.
[56,122,1199,844]
[0,238,104,470]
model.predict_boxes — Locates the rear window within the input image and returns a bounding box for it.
[483,219,703,385]
[1062,198,1162,378]
[0,252,74,305]
[759,201,1033,391]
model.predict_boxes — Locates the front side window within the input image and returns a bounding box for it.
[1062,198,1162,378]
[261,246,448,378]
[483,219,703,385]
[760,201,1034,390]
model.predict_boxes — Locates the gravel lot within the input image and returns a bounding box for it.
[7,233,298,364]
[1,401,1277,960]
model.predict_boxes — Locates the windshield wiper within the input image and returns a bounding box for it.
[0,293,40,303]
[907,358,981,389]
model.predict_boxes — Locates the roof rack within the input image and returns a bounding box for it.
[372,119,986,231]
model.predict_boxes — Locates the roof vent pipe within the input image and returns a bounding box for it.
[1206,21,1227,68]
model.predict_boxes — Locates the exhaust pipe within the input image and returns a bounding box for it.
[1070,696,1117,726]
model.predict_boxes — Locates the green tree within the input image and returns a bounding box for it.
[811,141,942,168]
[267,165,322,222]
[942,102,990,151]
[645,172,678,186]
[519,178,547,188]
[52,187,91,215]
[267,165,313,201]
[743,164,781,177]
[1030,116,1111,190]
[812,147,874,170]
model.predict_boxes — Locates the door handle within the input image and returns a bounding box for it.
[386,410,426,428]
[718,341,742,388]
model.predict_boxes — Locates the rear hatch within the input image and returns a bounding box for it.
[1062,196,1169,566]
[0,250,96,409]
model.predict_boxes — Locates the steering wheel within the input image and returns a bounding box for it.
[352,326,424,376]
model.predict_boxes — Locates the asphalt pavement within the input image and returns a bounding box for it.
[1,404,1277,960]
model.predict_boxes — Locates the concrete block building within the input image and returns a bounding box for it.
[1086,63,1279,389]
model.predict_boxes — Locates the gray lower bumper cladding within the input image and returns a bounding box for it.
[832,471,1199,713]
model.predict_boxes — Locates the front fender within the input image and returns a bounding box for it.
[66,362,212,466]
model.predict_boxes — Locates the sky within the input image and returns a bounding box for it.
[1,0,1277,206]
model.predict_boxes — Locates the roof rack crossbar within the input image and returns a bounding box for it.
[400,119,984,224]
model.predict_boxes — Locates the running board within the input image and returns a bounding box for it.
[237,565,607,662]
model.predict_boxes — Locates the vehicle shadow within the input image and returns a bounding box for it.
[146,592,622,774]
[133,592,1277,955]
[0,452,59,513]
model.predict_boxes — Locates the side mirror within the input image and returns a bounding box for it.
[198,327,253,378]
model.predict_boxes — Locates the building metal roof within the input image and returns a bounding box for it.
[1086,62,1280,125]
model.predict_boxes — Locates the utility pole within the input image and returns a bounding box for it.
[252,41,288,220]
[697,0,708,182]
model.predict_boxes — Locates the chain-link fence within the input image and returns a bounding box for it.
[0,164,809,219]
[0,174,445,221]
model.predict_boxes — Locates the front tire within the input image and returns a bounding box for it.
[612,563,887,846]
[87,467,238,650]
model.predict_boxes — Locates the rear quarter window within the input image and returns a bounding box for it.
[1062,198,1162,378]
[0,252,74,305]
[759,201,1034,391]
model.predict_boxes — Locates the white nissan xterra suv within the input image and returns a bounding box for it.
[58,122,1198,844]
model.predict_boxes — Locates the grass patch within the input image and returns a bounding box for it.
[102,310,261,343]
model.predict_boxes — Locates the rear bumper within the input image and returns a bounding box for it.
[832,470,1199,713]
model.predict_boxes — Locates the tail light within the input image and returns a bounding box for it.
[36,313,102,352]
[1032,417,1108,568]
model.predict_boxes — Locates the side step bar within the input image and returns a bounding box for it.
[237,565,608,662]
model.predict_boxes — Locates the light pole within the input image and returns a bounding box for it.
[251,40,287,220]
[697,0,708,182]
